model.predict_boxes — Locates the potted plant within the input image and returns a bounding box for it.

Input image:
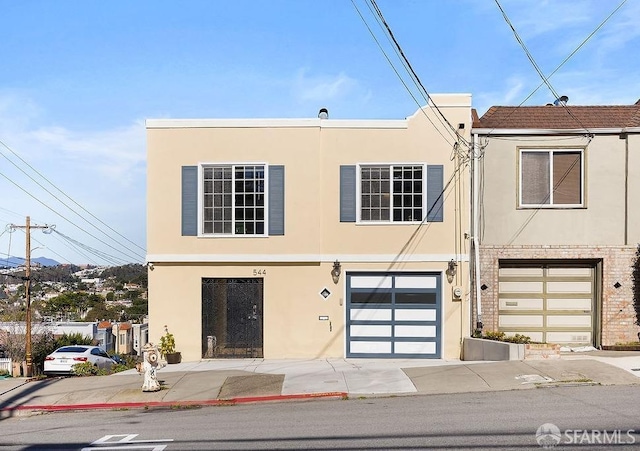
[159,326,181,364]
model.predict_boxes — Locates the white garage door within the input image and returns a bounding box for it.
[346,272,441,358]
[498,263,595,345]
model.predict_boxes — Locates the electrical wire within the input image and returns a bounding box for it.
[350,0,458,149]
[0,169,143,264]
[0,138,146,260]
[367,0,471,149]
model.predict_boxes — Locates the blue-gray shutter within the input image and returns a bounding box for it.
[340,165,357,222]
[426,165,444,222]
[181,166,198,236]
[268,165,285,235]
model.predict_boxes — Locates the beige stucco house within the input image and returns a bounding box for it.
[472,99,640,347]
[146,94,472,361]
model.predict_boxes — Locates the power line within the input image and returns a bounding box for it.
[0,138,146,260]
[366,0,471,149]
[485,0,627,136]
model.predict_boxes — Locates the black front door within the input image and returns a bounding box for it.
[202,278,263,358]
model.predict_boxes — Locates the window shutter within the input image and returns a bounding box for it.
[340,165,357,222]
[181,166,198,236]
[426,165,444,222]
[268,165,285,235]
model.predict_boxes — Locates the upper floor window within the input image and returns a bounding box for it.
[202,164,266,235]
[519,149,583,208]
[182,164,284,237]
[360,165,424,222]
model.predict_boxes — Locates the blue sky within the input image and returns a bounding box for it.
[0,0,638,266]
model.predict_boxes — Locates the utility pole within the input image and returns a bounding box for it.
[9,216,53,377]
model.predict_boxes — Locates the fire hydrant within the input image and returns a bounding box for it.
[141,342,164,392]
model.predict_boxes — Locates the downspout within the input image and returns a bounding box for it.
[472,133,482,333]
[624,131,629,245]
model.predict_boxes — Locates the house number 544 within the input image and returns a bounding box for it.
[253,269,267,276]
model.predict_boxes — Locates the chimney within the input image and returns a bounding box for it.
[553,95,569,106]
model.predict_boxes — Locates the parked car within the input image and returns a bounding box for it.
[110,354,127,365]
[44,345,114,376]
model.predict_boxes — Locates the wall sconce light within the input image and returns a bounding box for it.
[614,282,621,289]
[445,259,457,283]
[331,260,341,284]
[480,284,489,291]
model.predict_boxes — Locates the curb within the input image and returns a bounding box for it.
[1,391,348,414]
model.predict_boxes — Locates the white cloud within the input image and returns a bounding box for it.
[292,68,359,104]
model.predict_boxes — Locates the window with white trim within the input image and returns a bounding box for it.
[519,149,583,207]
[202,164,266,235]
[360,164,424,222]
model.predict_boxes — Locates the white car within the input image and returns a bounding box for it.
[44,345,114,375]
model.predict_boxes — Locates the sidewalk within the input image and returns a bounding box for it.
[1,352,639,418]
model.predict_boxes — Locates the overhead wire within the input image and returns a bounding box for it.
[0,138,146,261]
[367,0,471,149]
[350,0,458,148]
[491,0,626,135]
[0,169,140,264]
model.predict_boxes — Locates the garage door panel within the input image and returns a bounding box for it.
[546,281,592,293]
[395,325,436,338]
[499,281,543,293]
[546,315,592,327]
[350,341,392,354]
[350,325,392,337]
[395,341,436,355]
[548,267,592,277]
[350,308,392,321]
[499,267,543,277]
[499,315,544,327]
[546,332,591,343]
[499,298,543,310]
[546,298,592,311]
[395,309,436,321]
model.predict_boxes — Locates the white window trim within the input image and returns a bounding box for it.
[356,162,427,224]
[518,149,584,209]
[197,161,269,237]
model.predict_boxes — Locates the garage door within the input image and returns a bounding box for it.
[498,263,595,345]
[346,272,441,358]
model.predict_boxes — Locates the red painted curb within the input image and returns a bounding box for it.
[1,392,348,413]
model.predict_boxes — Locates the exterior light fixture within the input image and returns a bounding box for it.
[445,259,457,283]
[331,260,341,284]
[318,108,329,119]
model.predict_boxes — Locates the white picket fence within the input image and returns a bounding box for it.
[0,358,12,374]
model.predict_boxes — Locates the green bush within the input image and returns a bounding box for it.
[483,330,531,344]
[71,362,108,376]
[0,369,10,377]
[633,244,640,330]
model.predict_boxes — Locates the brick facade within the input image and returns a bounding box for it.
[475,245,640,346]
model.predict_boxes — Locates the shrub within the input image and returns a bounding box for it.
[159,326,176,357]
[0,369,10,377]
[633,244,640,330]
[483,330,531,344]
[71,362,108,376]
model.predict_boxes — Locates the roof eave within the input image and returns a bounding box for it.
[472,127,640,135]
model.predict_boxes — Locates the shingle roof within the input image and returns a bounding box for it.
[474,101,640,130]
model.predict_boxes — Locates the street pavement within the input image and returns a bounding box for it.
[1,351,638,418]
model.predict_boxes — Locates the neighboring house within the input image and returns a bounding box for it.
[113,322,133,355]
[472,99,640,347]
[147,94,472,361]
[96,321,115,353]
[132,322,149,356]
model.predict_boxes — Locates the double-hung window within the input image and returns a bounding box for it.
[519,149,584,208]
[360,165,424,222]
